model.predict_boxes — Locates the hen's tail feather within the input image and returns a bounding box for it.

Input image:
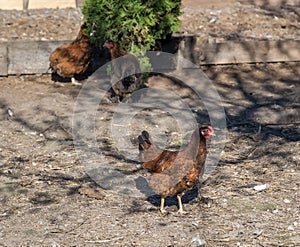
[138,130,152,151]
[141,130,149,140]
[138,130,164,163]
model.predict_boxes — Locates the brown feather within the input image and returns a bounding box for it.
[138,126,214,203]
[49,24,92,79]
[104,41,143,98]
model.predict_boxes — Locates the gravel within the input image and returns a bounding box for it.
[0,2,299,42]
[0,8,83,41]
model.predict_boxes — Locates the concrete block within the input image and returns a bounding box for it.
[241,0,299,8]
[0,43,8,75]
[179,37,300,66]
[8,41,69,74]
[28,0,76,9]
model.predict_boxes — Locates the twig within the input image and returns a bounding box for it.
[64,219,87,234]
[263,122,300,126]
[85,237,124,243]
[227,121,300,127]
[227,121,257,127]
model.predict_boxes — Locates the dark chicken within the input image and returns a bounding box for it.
[104,40,143,100]
[49,23,93,85]
[138,126,214,214]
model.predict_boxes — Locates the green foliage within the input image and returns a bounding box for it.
[82,0,181,53]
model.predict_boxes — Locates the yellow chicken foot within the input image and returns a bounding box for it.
[71,77,82,86]
[176,195,186,214]
[160,197,167,214]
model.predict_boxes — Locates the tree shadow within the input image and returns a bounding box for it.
[146,184,199,209]
[1,2,299,207]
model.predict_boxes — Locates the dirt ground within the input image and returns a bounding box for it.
[0,62,299,246]
[0,1,300,247]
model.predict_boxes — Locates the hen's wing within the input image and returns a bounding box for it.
[138,131,178,173]
[49,24,92,78]
[49,44,92,77]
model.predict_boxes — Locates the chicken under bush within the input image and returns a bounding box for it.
[104,40,143,101]
[138,126,214,214]
[49,23,93,85]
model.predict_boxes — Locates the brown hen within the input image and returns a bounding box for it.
[49,23,93,85]
[104,40,143,100]
[138,126,214,214]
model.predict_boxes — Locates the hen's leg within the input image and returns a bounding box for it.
[160,197,167,214]
[177,195,186,214]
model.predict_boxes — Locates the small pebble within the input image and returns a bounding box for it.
[253,184,268,191]
[209,17,217,23]
[51,242,60,247]
[7,108,14,117]
[232,223,241,228]
[192,222,199,228]
[191,237,205,246]
[77,218,85,224]
[253,229,263,235]
[62,174,74,180]
[283,199,291,204]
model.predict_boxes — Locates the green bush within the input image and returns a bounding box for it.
[82,0,181,53]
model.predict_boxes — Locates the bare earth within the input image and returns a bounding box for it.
[0,1,300,247]
[0,0,299,41]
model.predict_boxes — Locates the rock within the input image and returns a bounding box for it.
[191,237,206,246]
[78,185,105,200]
[253,184,268,191]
